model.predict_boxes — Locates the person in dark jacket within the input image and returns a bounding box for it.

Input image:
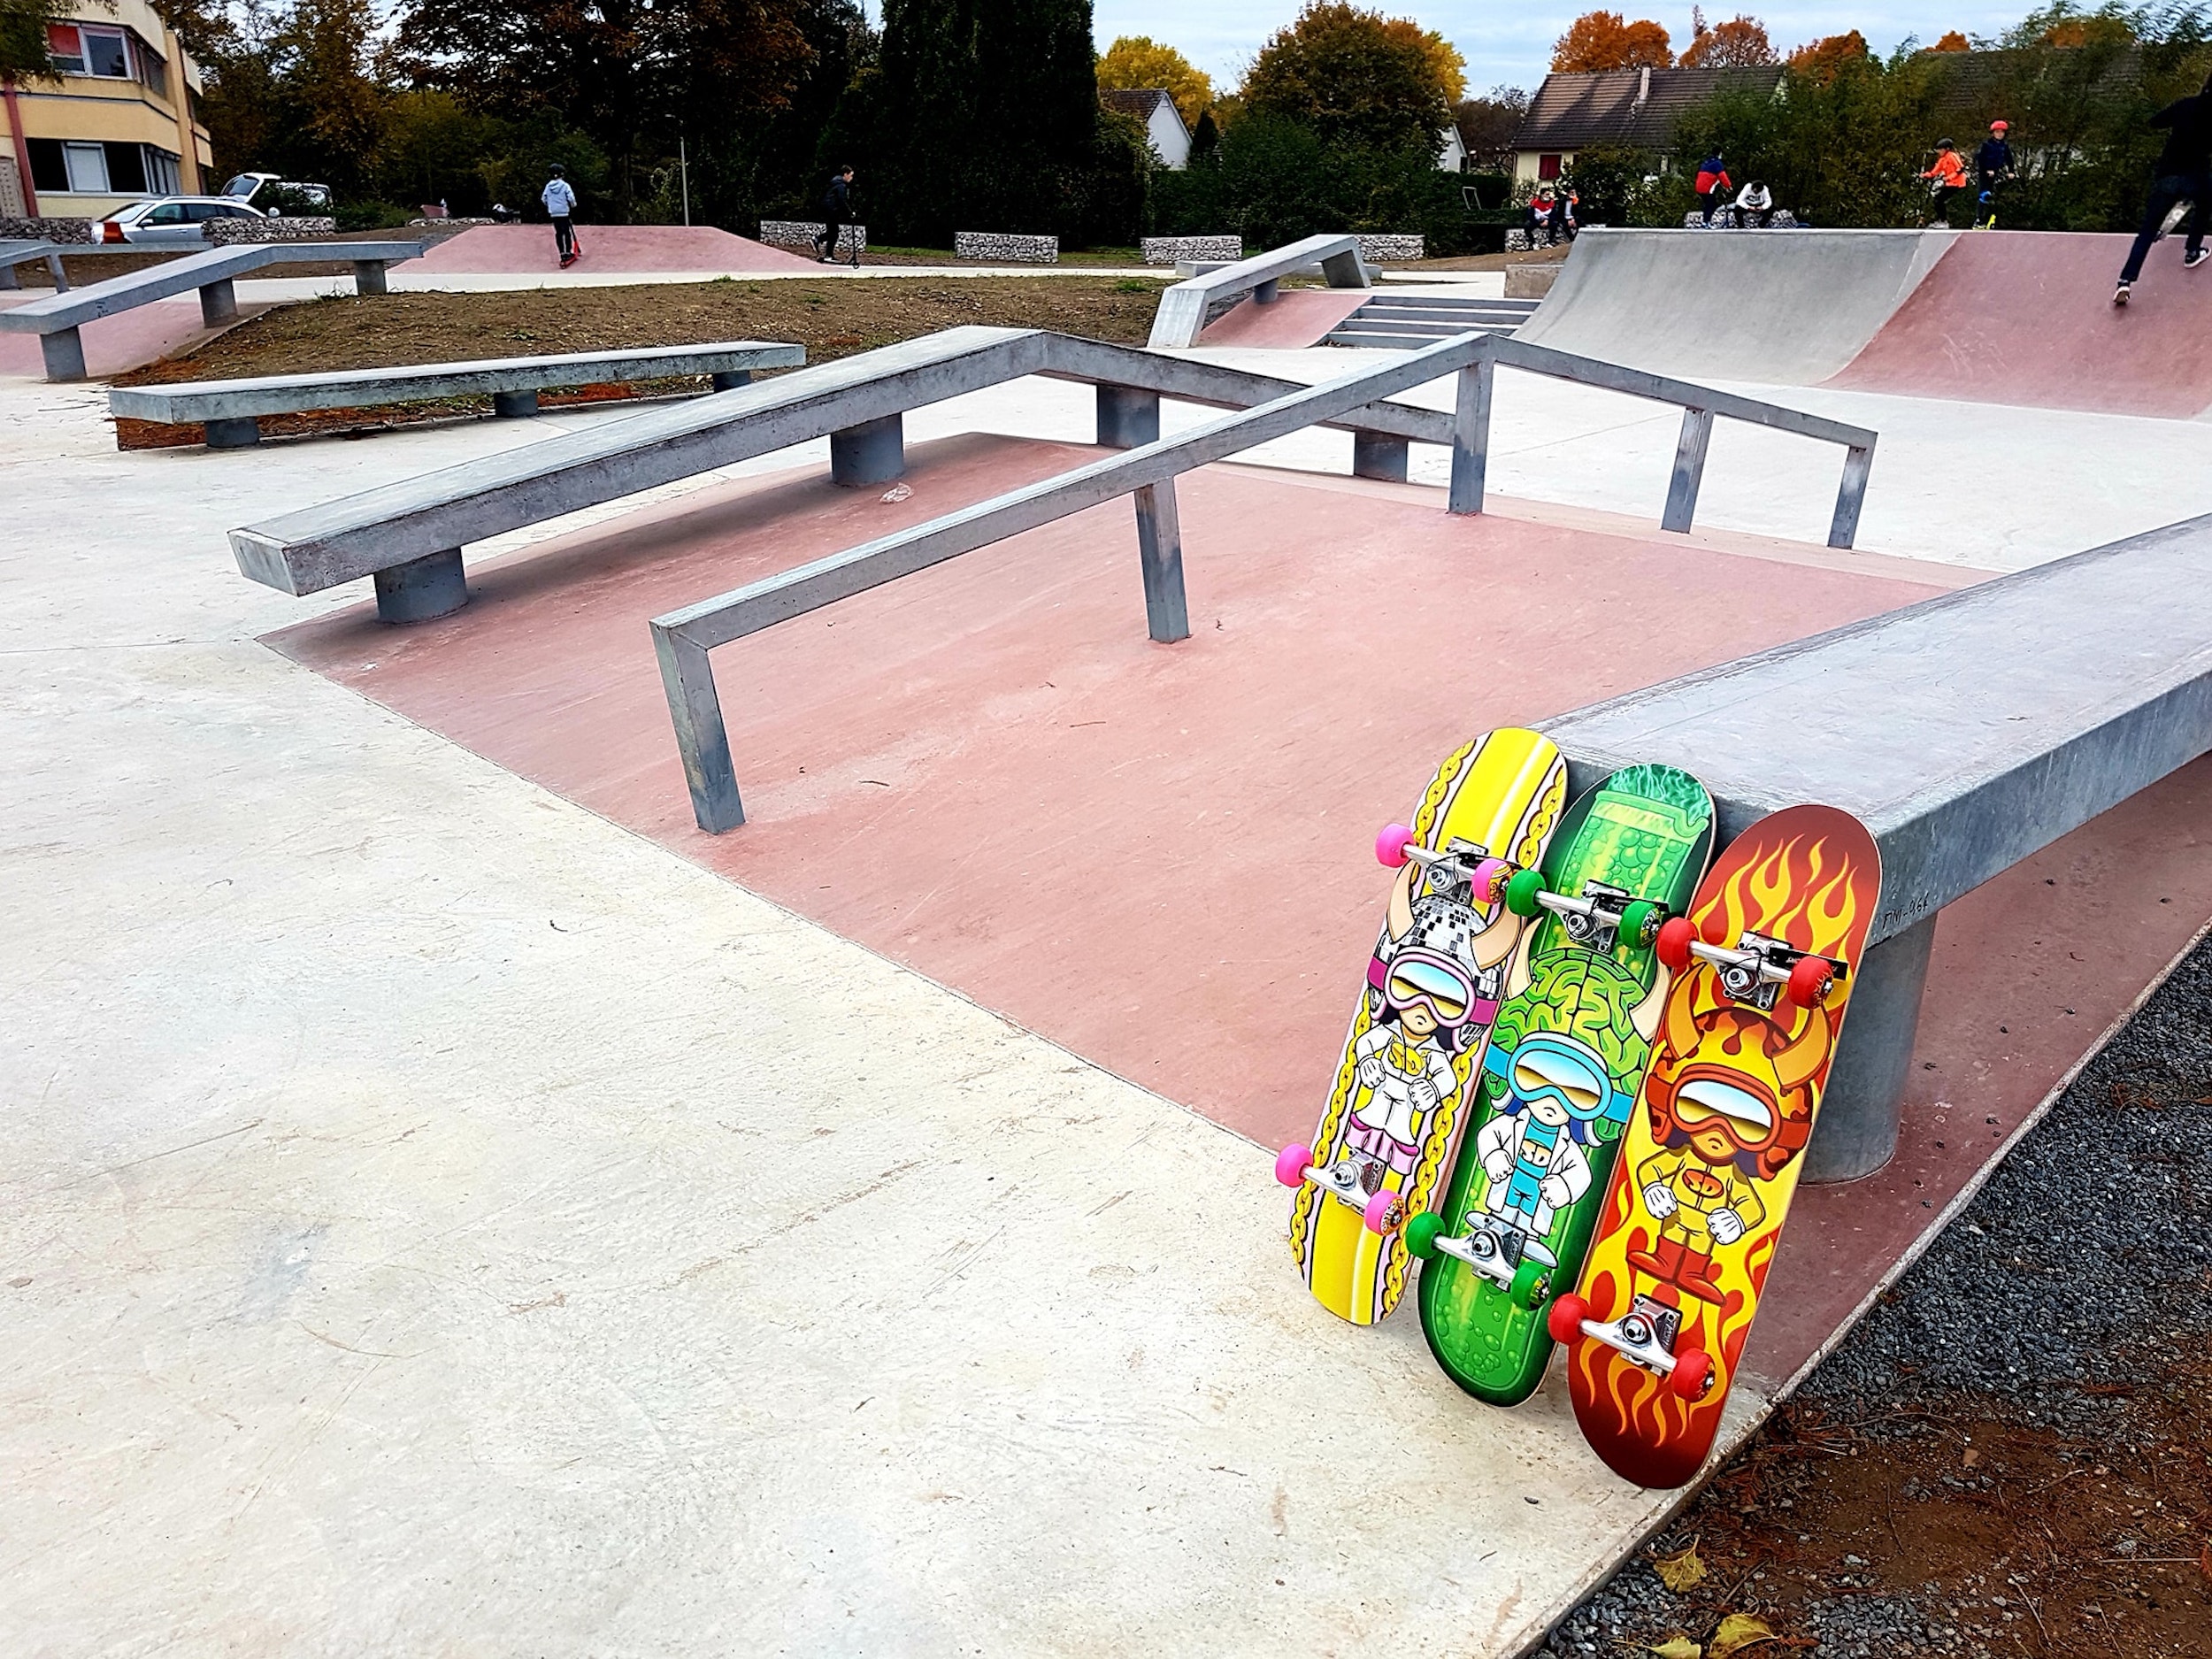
[816,165,856,265]
[1975,119,2016,227]
[2116,74,2212,304]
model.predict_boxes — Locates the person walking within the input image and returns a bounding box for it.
[2115,72,2212,305]
[1731,180,1776,227]
[1920,140,1970,227]
[1694,153,1732,226]
[542,164,580,267]
[1975,119,2016,228]
[817,165,856,265]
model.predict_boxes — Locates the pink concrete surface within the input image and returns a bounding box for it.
[413,224,820,275]
[263,434,2212,1394]
[1829,229,2212,417]
[269,434,1950,1151]
[0,294,257,380]
[1197,288,1371,348]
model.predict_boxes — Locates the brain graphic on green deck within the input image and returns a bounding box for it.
[1476,948,1651,1142]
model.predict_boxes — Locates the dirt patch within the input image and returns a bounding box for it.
[105,275,1169,447]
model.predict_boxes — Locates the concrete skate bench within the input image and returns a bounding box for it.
[108,341,805,448]
[227,326,1457,626]
[1546,510,2212,1183]
[1148,234,1371,349]
[0,240,421,380]
[0,240,76,292]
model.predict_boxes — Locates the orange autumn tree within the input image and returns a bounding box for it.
[1929,29,1970,50]
[1552,11,1674,72]
[1681,9,1779,66]
[1787,29,1870,82]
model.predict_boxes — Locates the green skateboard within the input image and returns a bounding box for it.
[1409,764,1713,1406]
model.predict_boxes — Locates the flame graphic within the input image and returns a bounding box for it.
[1568,810,1878,1487]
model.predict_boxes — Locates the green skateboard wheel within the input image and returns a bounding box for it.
[1619,900,1658,946]
[1504,867,1547,918]
[1405,1210,1444,1259]
[1509,1257,1551,1309]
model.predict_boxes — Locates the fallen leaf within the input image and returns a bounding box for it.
[1962,1448,1982,1469]
[1648,1638,1701,1659]
[1709,1612,1778,1658]
[1655,1542,1707,1593]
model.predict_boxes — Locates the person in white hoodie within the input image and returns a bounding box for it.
[542,165,580,266]
[1731,180,1776,228]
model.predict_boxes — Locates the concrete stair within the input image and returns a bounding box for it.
[1325,293,1541,349]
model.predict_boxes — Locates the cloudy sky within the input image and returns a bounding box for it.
[1083,2,2039,99]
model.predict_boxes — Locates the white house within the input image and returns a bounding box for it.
[1437,125,1468,171]
[1100,88,1192,170]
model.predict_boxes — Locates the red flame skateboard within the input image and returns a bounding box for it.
[1275,728,1568,1326]
[1548,804,1879,1488]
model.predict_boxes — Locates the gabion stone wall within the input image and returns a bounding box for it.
[955,231,1058,264]
[1355,234,1424,262]
[0,216,93,242]
[1141,235,1241,265]
[1678,209,1800,228]
[758,219,868,255]
[409,217,499,230]
[204,217,340,244]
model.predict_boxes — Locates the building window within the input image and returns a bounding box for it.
[103,142,146,193]
[1539,153,1563,180]
[26,137,69,195]
[45,23,87,73]
[63,141,109,193]
[134,35,168,96]
[143,146,182,194]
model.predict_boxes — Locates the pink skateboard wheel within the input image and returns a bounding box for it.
[1274,1143,1314,1188]
[1362,1187,1401,1234]
[1469,856,1510,902]
[1375,824,1416,867]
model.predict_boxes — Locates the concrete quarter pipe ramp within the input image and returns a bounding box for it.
[1827,228,2212,417]
[1514,227,1955,382]
[1522,226,2212,418]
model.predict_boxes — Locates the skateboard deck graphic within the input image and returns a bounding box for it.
[1283,729,1568,1326]
[1555,805,1879,1488]
[1413,764,1713,1404]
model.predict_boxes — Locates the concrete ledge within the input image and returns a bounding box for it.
[109,341,804,428]
[0,240,422,334]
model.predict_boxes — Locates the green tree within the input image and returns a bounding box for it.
[1241,2,1455,154]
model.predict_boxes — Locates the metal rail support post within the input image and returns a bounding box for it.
[1803,913,1939,1184]
[829,413,906,486]
[1448,359,1494,515]
[492,390,541,419]
[1828,444,1875,550]
[1352,432,1409,482]
[204,417,260,449]
[656,631,745,832]
[1662,406,1714,534]
[353,259,389,296]
[1133,482,1191,642]
[199,278,238,326]
[1254,278,1280,304]
[1095,385,1161,449]
[373,548,468,625]
[711,369,753,391]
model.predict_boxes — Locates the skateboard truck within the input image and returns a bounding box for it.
[1374,826,1510,906]
[1406,1211,1555,1306]
[1548,1291,1714,1400]
[1273,1143,1407,1235]
[1517,878,1668,951]
[1655,919,1847,1011]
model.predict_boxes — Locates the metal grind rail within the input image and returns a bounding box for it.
[651,331,1878,833]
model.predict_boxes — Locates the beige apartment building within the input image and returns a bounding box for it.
[0,0,211,219]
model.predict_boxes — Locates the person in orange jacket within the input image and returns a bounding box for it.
[1921,140,1970,227]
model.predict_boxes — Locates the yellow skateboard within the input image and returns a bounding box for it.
[1277,729,1568,1325]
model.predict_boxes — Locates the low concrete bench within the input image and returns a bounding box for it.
[1148,234,1371,349]
[0,240,75,292]
[228,326,1455,626]
[1546,510,2212,1182]
[108,341,805,449]
[0,239,422,380]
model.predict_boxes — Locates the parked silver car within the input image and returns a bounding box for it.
[94,196,269,245]
[222,173,334,214]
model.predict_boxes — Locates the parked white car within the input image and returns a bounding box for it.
[93,196,269,245]
[222,173,334,214]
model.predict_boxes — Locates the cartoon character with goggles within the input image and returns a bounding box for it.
[1470,1030,1634,1270]
[1348,945,1481,1177]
